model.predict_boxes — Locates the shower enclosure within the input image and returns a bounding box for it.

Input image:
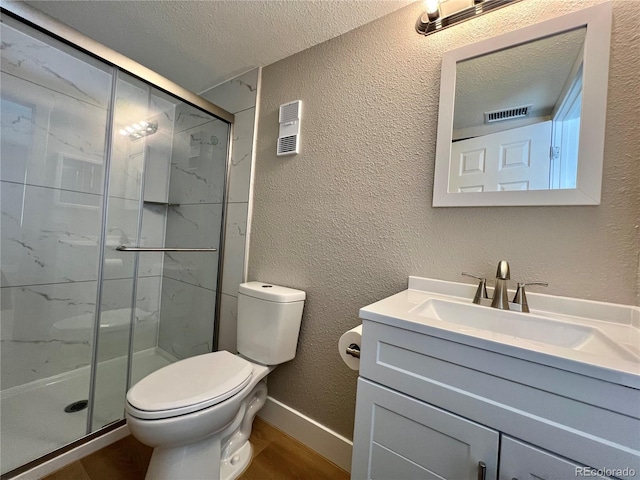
[0,9,233,475]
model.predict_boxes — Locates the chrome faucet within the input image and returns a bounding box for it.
[462,261,547,312]
[490,260,511,310]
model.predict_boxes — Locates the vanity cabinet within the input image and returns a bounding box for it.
[353,378,499,479]
[351,320,640,480]
[499,436,609,480]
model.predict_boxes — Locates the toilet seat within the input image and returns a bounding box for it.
[126,351,253,420]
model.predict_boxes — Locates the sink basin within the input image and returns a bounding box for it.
[359,277,640,387]
[411,298,638,363]
[413,299,589,346]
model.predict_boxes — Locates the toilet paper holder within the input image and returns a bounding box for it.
[346,343,360,358]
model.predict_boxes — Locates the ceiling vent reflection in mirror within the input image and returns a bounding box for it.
[484,105,532,123]
[416,0,522,36]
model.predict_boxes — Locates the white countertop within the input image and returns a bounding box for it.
[359,277,640,389]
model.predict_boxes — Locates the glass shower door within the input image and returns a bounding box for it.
[89,74,231,430]
[1,10,232,472]
[158,101,229,360]
[0,15,113,472]
[89,71,158,431]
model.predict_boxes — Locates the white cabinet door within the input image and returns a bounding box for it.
[499,436,615,480]
[351,378,499,480]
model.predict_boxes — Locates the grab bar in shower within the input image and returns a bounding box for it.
[116,246,217,252]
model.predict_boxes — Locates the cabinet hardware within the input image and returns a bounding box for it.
[477,461,486,480]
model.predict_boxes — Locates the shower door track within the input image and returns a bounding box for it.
[0,420,126,480]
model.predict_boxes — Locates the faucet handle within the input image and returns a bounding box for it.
[512,282,548,313]
[462,273,489,304]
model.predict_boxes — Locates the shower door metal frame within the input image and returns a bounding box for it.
[213,122,234,352]
[0,4,235,477]
[84,66,119,434]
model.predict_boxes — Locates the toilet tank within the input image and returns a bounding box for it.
[237,282,306,365]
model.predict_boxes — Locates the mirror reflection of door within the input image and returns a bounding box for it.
[550,67,583,189]
[450,121,552,192]
[449,27,586,193]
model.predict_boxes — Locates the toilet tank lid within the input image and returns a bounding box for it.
[239,282,305,303]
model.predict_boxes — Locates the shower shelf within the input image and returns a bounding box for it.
[143,200,181,207]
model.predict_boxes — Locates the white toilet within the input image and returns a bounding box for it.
[125,282,305,480]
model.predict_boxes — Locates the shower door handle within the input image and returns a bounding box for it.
[116,246,217,252]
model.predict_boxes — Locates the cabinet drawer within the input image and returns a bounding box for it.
[359,320,640,472]
[351,378,499,480]
[500,436,616,480]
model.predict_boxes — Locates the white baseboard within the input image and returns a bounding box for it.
[258,396,353,473]
[11,424,129,480]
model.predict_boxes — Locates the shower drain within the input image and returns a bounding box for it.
[64,400,88,413]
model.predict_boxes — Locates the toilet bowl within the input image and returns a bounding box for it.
[125,282,305,480]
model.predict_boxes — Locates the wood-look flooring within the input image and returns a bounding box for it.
[43,418,349,480]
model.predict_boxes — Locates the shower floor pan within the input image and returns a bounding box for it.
[0,347,174,475]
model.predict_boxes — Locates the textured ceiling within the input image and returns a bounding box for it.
[24,0,412,94]
[454,27,586,130]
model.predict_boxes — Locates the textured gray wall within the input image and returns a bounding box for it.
[249,0,640,439]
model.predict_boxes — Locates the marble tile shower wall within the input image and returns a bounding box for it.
[1,22,111,389]
[0,23,168,389]
[200,69,259,354]
[1,19,257,387]
[157,104,227,358]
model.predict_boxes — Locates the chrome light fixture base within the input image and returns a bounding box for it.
[416,0,522,36]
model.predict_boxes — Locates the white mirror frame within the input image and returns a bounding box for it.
[433,2,612,207]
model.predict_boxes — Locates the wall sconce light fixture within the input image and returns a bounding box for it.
[416,0,522,36]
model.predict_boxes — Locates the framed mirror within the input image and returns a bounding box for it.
[433,3,612,207]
